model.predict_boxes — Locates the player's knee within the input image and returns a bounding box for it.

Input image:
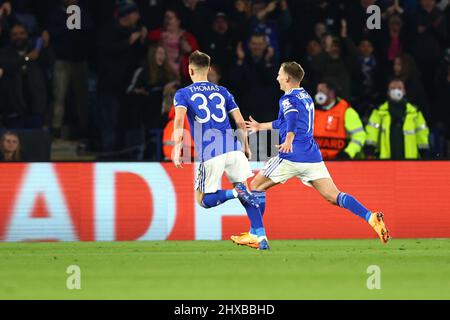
[250,182,259,191]
[323,193,338,205]
[196,193,209,208]
[199,201,211,209]
[250,180,263,192]
[197,198,211,209]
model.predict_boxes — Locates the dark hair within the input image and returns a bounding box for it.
[250,32,266,41]
[281,62,305,83]
[388,77,405,86]
[164,8,182,22]
[358,37,373,45]
[10,23,27,34]
[189,50,211,69]
[319,78,338,93]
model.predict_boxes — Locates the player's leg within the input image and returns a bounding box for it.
[195,158,238,209]
[196,190,237,208]
[250,156,286,216]
[226,152,269,250]
[197,190,239,209]
[230,156,294,249]
[251,171,278,213]
[310,177,372,221]
[307,163,390,243]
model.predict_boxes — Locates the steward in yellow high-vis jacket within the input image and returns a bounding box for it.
[314,80,366,160]
[365,79,430,160]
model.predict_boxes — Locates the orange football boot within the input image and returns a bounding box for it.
[230,232,258,246]
[369,212,391,244]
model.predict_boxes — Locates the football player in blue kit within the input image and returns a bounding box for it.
[172,51,270,250]
[232,62,390,248]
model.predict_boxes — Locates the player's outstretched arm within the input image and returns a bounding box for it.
[173,107,187,168]
[245,116,276,134]
[230,109,252,160]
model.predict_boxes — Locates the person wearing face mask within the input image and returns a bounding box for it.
[314,80,366,160]
[365,79,430,160]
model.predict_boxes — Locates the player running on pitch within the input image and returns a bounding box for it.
[172,51,270,250]
[231,62,390,249]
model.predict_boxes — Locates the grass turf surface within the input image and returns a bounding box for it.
[0,239,449,300]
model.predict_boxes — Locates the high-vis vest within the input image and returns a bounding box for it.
[314,98,366,160]
[366,102,430,159]
[163,106,196,161]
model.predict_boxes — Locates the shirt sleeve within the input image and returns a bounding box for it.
[225,90,239,114]
[272,119,281,130]
[174,90,188,110]
[285,110,299,133]
[281,97,299,117]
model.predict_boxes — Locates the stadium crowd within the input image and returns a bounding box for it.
[0,0,449,161]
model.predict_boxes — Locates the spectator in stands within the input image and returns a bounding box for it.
[249,0,292,60]
[129,44,179,126]
[136,0,166,30]
[0,63,6,127]
[4,0,56,38]
[202,12,237,83]
[208,63,222,85]
[377,14,410,66]
[127,44,179,159]
[339,19,381,114]
[433,52,450,156]
[412,0,447,100]
[161,89,195,162]
[301,39,326,93]
[0,131,22,161]
[0,23,51,129]
[177,0,214,44]
[308,0,344,36]
[314,79,366,160]
[315,34,352,99]
[0,1,11,18]
[0,0,37,36]
[389,53,430,119]
[365,78,431,160]
[382,0,407,20]
[228,0,252,40]
[229,32,278,121]
[313,22,328,43]
[148,9,199,84]
[345,0,379,42]
[355,38,381,110]
[444,0,450,44]
[0,1,13,48]
[97,0,146,153]
[46,0,93,140]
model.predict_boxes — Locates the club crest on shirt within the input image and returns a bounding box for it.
[282,99,293,112]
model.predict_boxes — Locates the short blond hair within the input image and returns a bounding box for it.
[189,50,211,69]
[281,62,305,83]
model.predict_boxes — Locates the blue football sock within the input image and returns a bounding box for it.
[250,191,266,235]
[253,191,266,216]
[337,192,372,222]
[202,190,236,208]
[240,199,266,238]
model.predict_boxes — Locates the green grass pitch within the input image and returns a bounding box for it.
[0,239,449,300]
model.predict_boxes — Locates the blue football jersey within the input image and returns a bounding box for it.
[275,88,323,163]
[174,81,242,162]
